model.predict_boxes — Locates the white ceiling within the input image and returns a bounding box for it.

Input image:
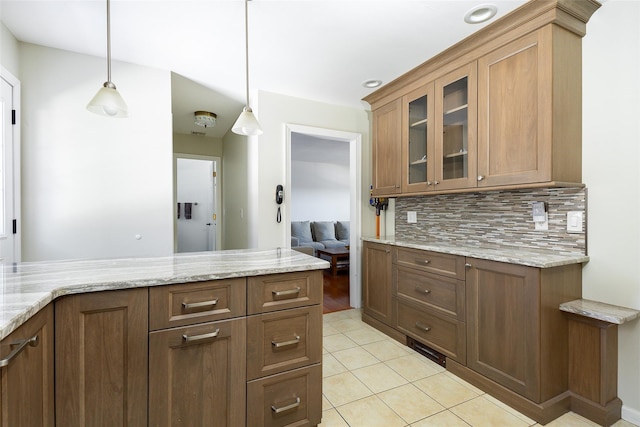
[0,0,528,138]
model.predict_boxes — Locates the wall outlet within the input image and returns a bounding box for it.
[567,211,583,233]
[407,211,417,223]
[534,212,548,231]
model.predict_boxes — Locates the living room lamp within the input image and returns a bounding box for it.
[232,0,263,136]
[87,0,128,118]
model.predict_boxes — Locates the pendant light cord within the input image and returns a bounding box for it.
[244,0,250,108]
[106,0,112,84]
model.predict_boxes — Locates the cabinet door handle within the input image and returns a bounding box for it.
[465,263,472,268]
[271,397,301,414]
[434,180,440,185]
[477,175,485,181]
[182,328,220,343]
[414,286,431,295]
[182,298,219,310]
[0,335,39,368]
[426,181,432,186]
[272,287,301,297]
[271,335,301,348]
[416,259,430,265]
[415,322,431,332]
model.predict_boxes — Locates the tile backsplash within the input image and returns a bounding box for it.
[394,187,587,255]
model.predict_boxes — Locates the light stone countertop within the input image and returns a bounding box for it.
[362,236,589,268]
[560,299,640,324]
[0,248,329,341]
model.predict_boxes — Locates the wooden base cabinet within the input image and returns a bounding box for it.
[149,318,246,427]
[362,241,394,327]
[0,304,54,427]
[55,289,148,427]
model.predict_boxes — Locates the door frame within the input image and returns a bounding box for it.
[1,66,21,264]
[285,124,362,309]
[173,153,222,252]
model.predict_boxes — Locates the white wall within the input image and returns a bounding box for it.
[221,130,249,250]
[582,0,640,421]
[291,160,350,221]
[0,21,19,76]
[19,43,174,261]
[250,91,372,249]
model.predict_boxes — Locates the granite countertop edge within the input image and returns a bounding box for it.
[362,236,589,268]
[0,249,329,341]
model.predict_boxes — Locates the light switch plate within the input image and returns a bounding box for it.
[567,211,583,233]
[534,212,548,231]
[407,211,417,223]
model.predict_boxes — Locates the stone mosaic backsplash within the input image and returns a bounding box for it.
[394,187,587,255]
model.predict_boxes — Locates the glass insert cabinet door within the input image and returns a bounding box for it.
[435,63,477,190]
[403,84,434,192]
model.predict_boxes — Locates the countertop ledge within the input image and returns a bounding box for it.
[560,299,640,325]
[0,248,329,341]
[362,236,588,268]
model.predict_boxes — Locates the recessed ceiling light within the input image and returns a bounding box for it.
[362,79,382,89]
[464,4,498,24]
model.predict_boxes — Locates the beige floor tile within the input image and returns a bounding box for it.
[443,371,485,395]
[336,395,407,427]
[343,326,386,345]
[542,412,601,427]
[324,309,357,322]
[323,372,373,407]
[361,339,412,361]
[351,363,408,393]
[384,354,444,382]
[332,346,380,370]
[378,383,445,424]
[483,394,535,425]
[322,395,333,411]
[323,353,348,377]
[414,372,480,408]
[450,396,530,427]
[326,318,367,333]
[411,410,470,427]
[611,419,639,427]
[323,333,358,353]
[319,408,349,427]
[323,323,341,337]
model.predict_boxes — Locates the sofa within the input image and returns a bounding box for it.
[291,221,349,254]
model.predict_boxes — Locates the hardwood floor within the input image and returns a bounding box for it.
[323,270,351,314]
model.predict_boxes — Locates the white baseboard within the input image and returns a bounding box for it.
[622,405,640,426]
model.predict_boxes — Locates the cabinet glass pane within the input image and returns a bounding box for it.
[408,95,428,184]
[442,77,468,181]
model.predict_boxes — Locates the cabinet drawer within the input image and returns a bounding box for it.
[247,305,322,380]
[248,271,322,315]
[247,364,322,427]
[396,266,465,321]
[149,278,246,330]
[397,300,466,363]
[395,247,465,279]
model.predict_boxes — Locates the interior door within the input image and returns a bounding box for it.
[0,74,18,264]
[176,157,217,253]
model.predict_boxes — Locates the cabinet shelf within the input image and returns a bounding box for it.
[444,150,468,159]
[410,118,428,127]
[444,104,468,116]
[410,158,428,165]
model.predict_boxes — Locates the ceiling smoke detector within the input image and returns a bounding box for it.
[362,79,382,89]
[194,111,217,128]
[464,4,498,24]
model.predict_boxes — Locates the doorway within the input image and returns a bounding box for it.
[0,67,21,264]
[286,124,362,309]
[174,155,221,253]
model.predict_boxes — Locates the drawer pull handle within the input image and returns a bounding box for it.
[182,328,220,343]
[415,322,431,332]
[414,286,431,295]
[182,298,219,310]
[272,287,301,297]
[272,335,301,348]
[416,259,430,265]
[0,335,39,368]
[271,397,301,414]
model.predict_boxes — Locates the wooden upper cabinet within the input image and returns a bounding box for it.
[372,99,402,196]
[477,26,582,187]
[0,304,54,427]
[402,84,435,193]
[434,63,478,191]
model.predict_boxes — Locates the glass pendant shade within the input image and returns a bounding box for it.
[87,82,128,117]
[232,107,263,136]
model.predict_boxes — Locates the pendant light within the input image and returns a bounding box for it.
[87,0,128,117]
[232,0,263,136]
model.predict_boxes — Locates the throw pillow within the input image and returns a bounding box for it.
[291,221,313,243]
[312,221,337,242]
[336,221,350,241]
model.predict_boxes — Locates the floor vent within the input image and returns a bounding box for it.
[407,337,446,367]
